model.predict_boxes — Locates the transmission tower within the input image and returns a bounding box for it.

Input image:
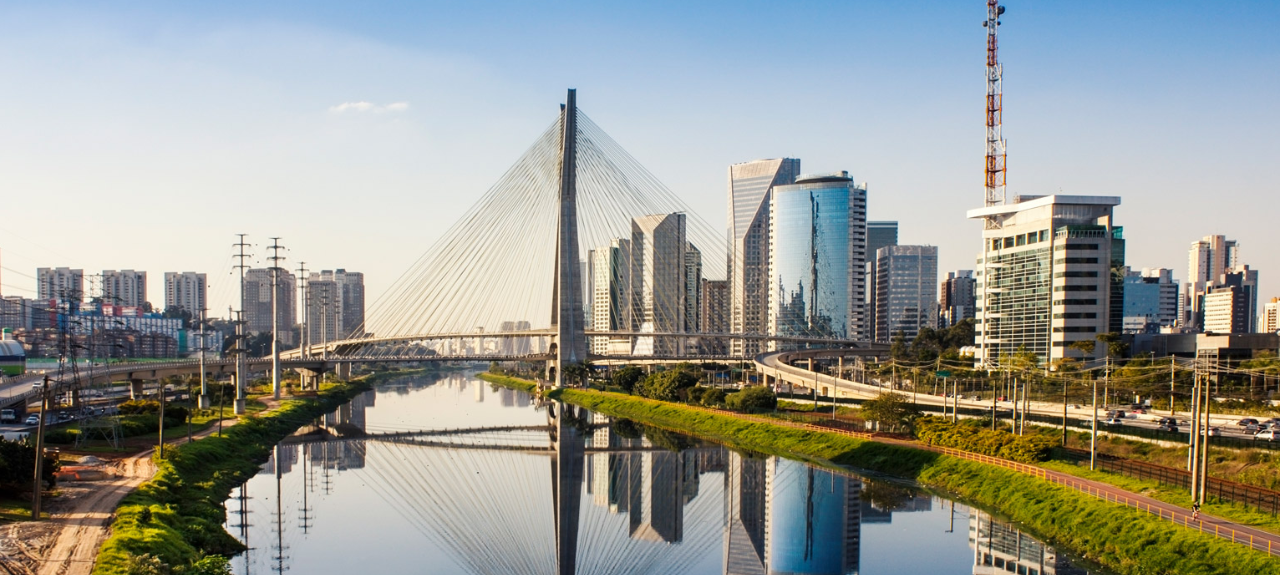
[983,0,1008,226]
[267,238,285,400]
[232,234,252,414]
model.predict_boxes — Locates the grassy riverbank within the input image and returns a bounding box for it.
[485,373,1280,574]
[92,369,427,575]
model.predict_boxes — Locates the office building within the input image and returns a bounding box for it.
[864,221,899,340]
[728,158,801,357]
[684,243,702,334]
[101,270,148,308]
[1185,235,1241,330]
[969,195,1123,366]
[631,213,688,355]
[243,268,297,345]
[163,272,207,316]
[587,238,634,355]
[499,320,533,355]
[767,171,867,350]
[874,245,938,342]
[1263,298,1279,334]
[37,267,84,302]
[306,269,365,345]
[939,270,976,328]
[700,279,729,355]
[1122,267,1179,334]
[1201,266,1259,334]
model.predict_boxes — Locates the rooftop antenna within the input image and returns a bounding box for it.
[983,0,1008,226]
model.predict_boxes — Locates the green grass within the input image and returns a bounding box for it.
[0,496,47,521]
[480,373,1280,575]
[477,372,537,393]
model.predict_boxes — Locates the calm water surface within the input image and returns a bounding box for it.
[224,372,1108,575]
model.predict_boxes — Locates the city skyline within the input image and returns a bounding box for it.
[0,2,1275,323]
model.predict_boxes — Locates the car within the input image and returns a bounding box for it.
[1239,418,1260,427]
[1157,417,1178,426]
[23,415,39,426]
[31,381,45,390]
[1104,417,1125,426]
[1208,427,1222,436]
[0,409,15,423]
[1131,408,1147,415]
[1247,423,1262,432]
[1255,430,1280,442]
[1157,423,1179,433]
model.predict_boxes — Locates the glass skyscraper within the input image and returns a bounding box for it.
[874,246,939,343]
[728,159,801,356]
[767,172,867,350]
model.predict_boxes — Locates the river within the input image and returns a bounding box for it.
[224,371,1108,575]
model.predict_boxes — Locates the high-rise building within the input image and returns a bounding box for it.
[1122,267,1179,334]
[728,158,801,357]
[864,221,899,341]
[1201,266,1259,334]
[970,195,1123,366]
[587,239,634,355]
[939,270,976,328]
[243,268,297,345]
[101,270,148,308]
[163,272,207,316]
[766,171,867,350]
[1185,235,1241,330]
[699,279,729,355]
[874,245,938,343]
[305,269,365,344]
[684,243,702,334]
[37,267,84,302]
[1263,298,1279,334]
[631,213,688,355]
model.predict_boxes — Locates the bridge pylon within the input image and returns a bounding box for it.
[547,88,588,388]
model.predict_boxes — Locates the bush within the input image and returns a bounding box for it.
[725,386,777,413]
[701,388,726,407]
[119,400,161,415]
[915,417,1057,463]
[44,429,78,444]
[859,392,922,433]
[0,438,59,493]
[686,387,708,404]
[611,366,644,394]
[636,368,699,402]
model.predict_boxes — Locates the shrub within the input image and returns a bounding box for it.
[915,417,1056,463]
[611,366,644,394]
[725,386,777,413]
[636,368,698,402]
[859,392,922,433]
[701,388,726,407]
[685,387,708,404]
[43,429,78,444]
[119,400,161,415]
[0,438,59,494]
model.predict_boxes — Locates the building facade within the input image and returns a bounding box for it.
[37,267,84,302]
[631,214,688,355]
[699,279,729,355]
[1122,267,1179,334]
[1185,235,1241,331]
[874,245,938,342]
[1201,266,1259,333]
[163,272,207,316]
[305,269,365,345]
[728,158,801,357]
[101,270,148,308]
[1263,298,1279,334]
[767,172,867,350]
[939,270,976,328]
[969,195,1123,366]
[864,221,899,340]
[243,268,297,345]
[587,238,634,355]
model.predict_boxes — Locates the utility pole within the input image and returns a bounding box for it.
[157,379,167,458]
[232,234,252,415]
[31,376,50,520]
[296,262,309,359]
[1090,375,1098,471]
[1169,356,1177,416]
[197,307,210,409]
[268,238,285,401]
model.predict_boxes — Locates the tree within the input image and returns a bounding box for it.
[0,439,59,495]
[859,392,922,433]
[611,366,644,394]
[890,332,908,361]
[1095,332,1129,359]
[725,385,777,412]
[701,388,727,407]
[561,361,591,387]
[636,368,699,402]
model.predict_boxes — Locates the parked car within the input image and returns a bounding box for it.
[1255,429,1280,442]
[1239,418,1260,427]
[23,414,39,426]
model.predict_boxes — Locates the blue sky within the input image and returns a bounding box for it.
[0,0,1276,316]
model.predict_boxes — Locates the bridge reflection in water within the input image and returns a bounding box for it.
[226,373,1099,575]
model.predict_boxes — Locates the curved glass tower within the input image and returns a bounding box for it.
[767,172,867,349]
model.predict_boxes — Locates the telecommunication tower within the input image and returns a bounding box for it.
[983,0,1008,227]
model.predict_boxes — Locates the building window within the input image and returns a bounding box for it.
[1053,243,1100,251]
[1054,312,1098,319]
[1054,285,1098,292]
[1053,326,1098,333]
[1053,299,1098,306]
[1055,257,1098,264]
[1054,271,1099,278]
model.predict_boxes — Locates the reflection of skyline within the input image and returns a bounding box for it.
[969,510,1088,575]
[231,376,1093,575]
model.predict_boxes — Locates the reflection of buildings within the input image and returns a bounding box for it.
[969,511,1086,575]
[764,458,860,575]
[317,389,375,470]
[585,420,704,544]
[724,452,768,575]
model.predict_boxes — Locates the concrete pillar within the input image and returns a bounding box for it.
[130,380,145,400]
[232,373,246,415]
[70,389,80,409]
[336,362,352,381]
[198,393,211,409]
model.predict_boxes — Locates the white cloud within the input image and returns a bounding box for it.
[329,101,409,114]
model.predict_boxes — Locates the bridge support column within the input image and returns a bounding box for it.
[232,373,246,415]
[70,389,80,409]
[198,393,211,409]
[336,363,351,381]
[129,380,145,400]
[297,368,322,391]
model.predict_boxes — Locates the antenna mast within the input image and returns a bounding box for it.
[984,0,1007,219]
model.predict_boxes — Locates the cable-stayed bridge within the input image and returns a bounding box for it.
[276,89,877,385]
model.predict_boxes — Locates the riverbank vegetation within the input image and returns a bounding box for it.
[483,372,1280,574]
[92,368,426,575]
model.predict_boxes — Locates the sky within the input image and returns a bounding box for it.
[0,0,1276,318]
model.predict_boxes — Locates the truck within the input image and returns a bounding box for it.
[0,408,15,423]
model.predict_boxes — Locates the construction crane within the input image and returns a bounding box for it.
[983,0,1007,221]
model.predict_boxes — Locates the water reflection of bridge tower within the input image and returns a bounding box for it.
[969,510,1086,575]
